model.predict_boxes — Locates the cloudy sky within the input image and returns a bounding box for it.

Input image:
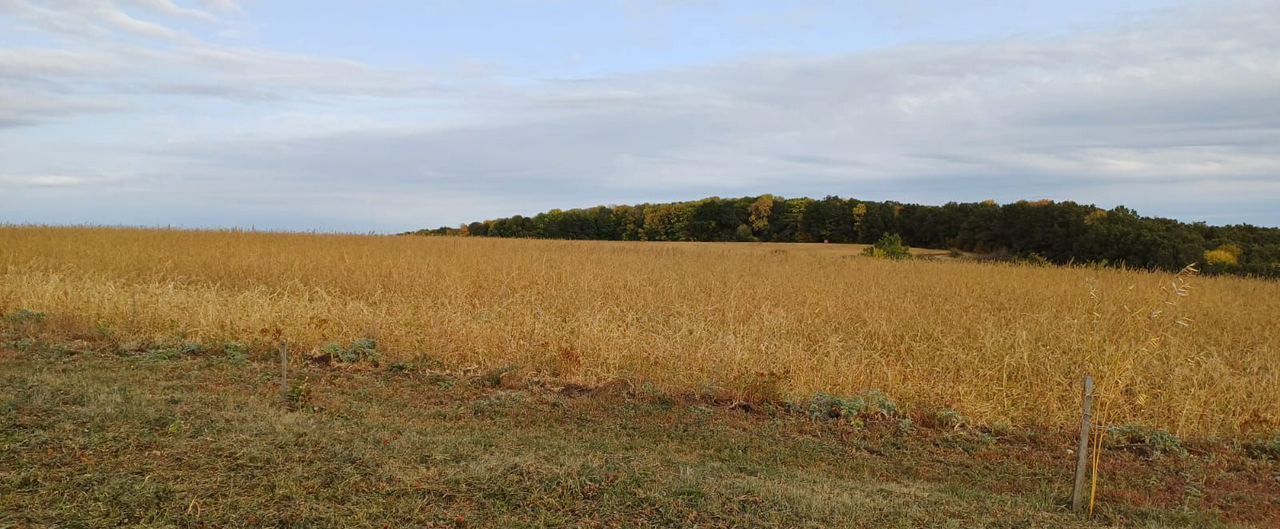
[2,0,1278,231]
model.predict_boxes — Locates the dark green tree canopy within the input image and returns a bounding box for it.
[409,195,1280,278]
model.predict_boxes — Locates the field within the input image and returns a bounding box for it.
[2,226,1277,437]
[5,225,1280,527]
[5,350,1278,527]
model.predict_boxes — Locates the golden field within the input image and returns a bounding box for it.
[2,226,1277,437]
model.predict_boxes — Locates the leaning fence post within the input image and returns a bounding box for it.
[279,341,290,406]
[1071,374,1096,514]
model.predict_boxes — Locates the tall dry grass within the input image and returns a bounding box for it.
[2,226,1277,436]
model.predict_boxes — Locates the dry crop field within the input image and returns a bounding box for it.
[2,225,1278,437]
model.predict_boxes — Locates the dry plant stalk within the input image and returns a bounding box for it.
[2,226,1277,436]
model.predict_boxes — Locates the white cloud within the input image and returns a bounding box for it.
[195,0,239,13]
[1,0,190,40]
[125,0,217,22]
[1,0,1278,230]
[0,174,89,187]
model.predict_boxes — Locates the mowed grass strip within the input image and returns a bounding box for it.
[3,347,1277,528]
[2,226,1278,436]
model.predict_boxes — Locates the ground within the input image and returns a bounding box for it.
[2,343,1277,529]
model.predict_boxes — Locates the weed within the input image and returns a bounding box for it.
[285,382,311,411]
[1243,435,1280,460]
[4,309,46,325]
[939,430,997,454]
[1109,425,1186,458]
[986,420,1013,437]
[11,338,38,352]
[223,341,249,363]
[637,382,675,408]
[146,347,184,361]
[117,340,147,354]
[321,337,381,365]
[471,391,525,417]
[804,390,900,426]
[933,409,968,430]
[478,365,520,388]
[425,373,457,390]
[1017,253,1052,266]
[349,337,378,363]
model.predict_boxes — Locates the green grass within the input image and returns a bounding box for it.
[2,343,1277,528]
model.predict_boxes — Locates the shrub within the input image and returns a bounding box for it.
[862,233,911,260]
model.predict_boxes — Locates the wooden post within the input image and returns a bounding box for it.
[279,341,290,405]
[1071,375,1096,513]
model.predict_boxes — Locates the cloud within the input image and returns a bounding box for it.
[0,48,124,77]
[195,0,239,13]
[0,1,443,125]
[1,0,190,41]
[1,0,1278,230]
[176,0,1280,189]
[125,0,217,22]
[0,88,125,126]
[0,174,89,187]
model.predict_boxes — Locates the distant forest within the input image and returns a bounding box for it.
[409,195,1280,278]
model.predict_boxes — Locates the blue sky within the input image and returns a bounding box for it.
[2,0,1278,231]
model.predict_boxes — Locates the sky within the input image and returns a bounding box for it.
[2,0,1278,232]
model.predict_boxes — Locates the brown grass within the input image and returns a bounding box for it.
[2,226,1277,436]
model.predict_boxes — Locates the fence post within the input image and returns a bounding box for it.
[1071,374,1096,513]
[279,341,290,406]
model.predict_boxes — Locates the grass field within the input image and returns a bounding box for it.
[3,346,1278,528]
[2,226,1279,437]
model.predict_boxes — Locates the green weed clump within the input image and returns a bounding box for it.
[320,337,380,365]
[933,409,969,430]
[5,309,46,325]
[1243,435,1280,460]
[804,390,900,426]
[222,341,249,363]
[1109,425,1186,458]
[286,382,311,411]
[137,342,210,362]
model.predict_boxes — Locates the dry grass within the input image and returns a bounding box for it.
[2,226,1277,437]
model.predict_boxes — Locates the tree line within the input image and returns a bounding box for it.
[407,195,1280,278]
